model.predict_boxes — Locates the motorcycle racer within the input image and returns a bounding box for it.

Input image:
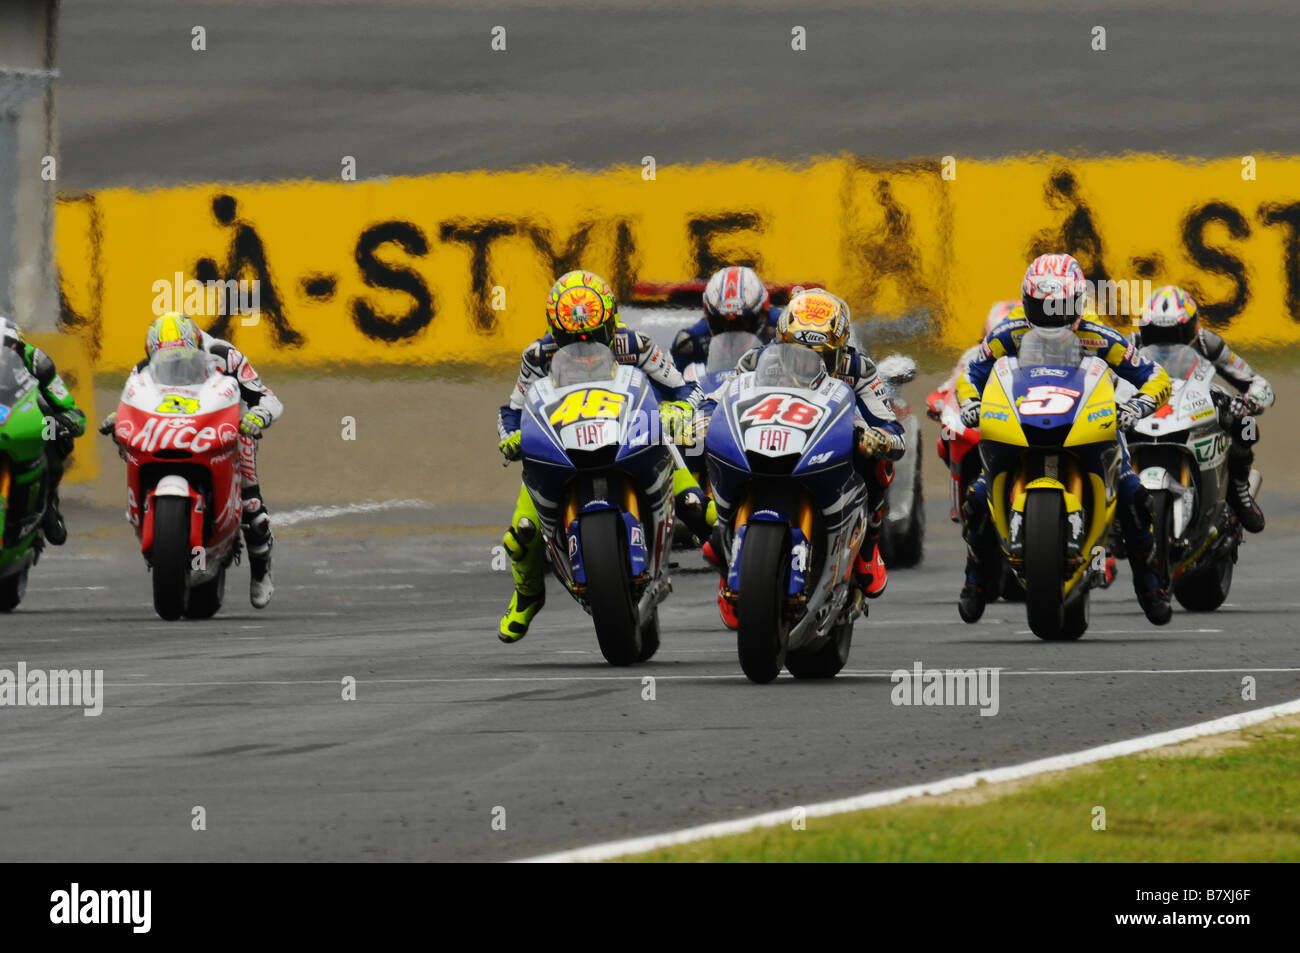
[0,316,86,545]
[669,266,781,372]
[99,312,283,608]
[1134,285,1273,533]
[496,270,708,643]
[720,288,904,615]
[955,254,1173,626]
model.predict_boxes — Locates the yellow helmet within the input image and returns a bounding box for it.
[778,288,851,370]
[145,312,202,360]
[545,270,619,347]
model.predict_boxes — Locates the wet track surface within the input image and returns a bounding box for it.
[1,501,1296,861]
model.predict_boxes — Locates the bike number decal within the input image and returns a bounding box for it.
[549,389,626,427]
[156,395,201,415]
[741,394,823,429]
[1018,385,1080,416]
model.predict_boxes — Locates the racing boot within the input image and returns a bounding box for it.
[1130,554,1172,625]
[673,468,715,545]
[716,579,739,630]
[499,517,545,643]
[242,498,275,609]
[41,489,67,546]
[1226,446,1264,533]
[1119,485,1171,625]
[957,486,993,623]
[957,557,987,624]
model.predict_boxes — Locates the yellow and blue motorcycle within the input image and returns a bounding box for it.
[977,331,1121,640]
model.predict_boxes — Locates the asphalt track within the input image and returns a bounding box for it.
[2,497,1297,861]
[59,0,1300,190]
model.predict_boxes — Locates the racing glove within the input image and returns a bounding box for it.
[1243,379,1273,416]
[98,411,117,436]
[240,406,273,438]
[959,398,981,429]
[660,400,695,446]
[1117,394,1158,433]
[855,424,891,459]
[498,430,523,462]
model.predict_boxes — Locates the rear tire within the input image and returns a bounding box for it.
[184,564,226,620]
[582,509,641,666]
[736,522,790,683]
[151,496,191,621]
[883,454,925,568]
[1174,554,1234,612]
[1024,492,1072,640]
[785,616,852,679]
[0,568,28,611]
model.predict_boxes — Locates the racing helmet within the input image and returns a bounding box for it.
[145,312,202,360]
[0,315,23,352]
[702,265,770,336]
[545,270,619,347]
[777,288,851,373]
[983,299,1022,339]
[1138,285,1199,347]
[1021,254,1088,330]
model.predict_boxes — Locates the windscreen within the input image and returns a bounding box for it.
[754,343,825,389]
[150,348,212,387]
[0,346,37,406]
[705,331,761,375]
[1018,328,1084,368]
[1140,343,1202,380]
[550,342,617,386]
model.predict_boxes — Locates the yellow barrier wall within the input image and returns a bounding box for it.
[54,154,1300,376]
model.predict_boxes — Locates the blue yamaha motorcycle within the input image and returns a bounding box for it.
[519,342,676,665]
[705,343,870,683]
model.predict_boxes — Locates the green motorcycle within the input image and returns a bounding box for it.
[0,345,52,610]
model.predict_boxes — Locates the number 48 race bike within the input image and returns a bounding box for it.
[518,342,676,666]
[976,330,1120,641]
[706,343,872,683]
[108,349,244,621]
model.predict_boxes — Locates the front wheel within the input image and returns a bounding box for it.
[736,521,790,683]
[0,568,28,612]
[151,496,191,621]
[184,564,227,619]
[1023,492,1076,641]
[581,509,642,666]
[785,616,853,679]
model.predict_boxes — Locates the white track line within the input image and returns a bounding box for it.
[517,698,1300,863]
[274,499,434,527]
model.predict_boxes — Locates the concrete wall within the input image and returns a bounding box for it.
[0,0,58,330]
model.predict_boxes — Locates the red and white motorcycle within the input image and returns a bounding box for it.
[108,350,244,620]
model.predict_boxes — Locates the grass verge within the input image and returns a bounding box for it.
[621,714,1300,862]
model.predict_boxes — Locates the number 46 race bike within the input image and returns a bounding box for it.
[705,343,872,683]
[518,342,676,666]
[976,330,1120,641]
[107,349,244,621]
